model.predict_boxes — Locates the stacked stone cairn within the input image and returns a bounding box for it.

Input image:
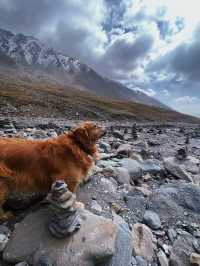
[0,118,17,135]
[131,123,138,140]
[124,127,128,135]
[185,134,190,145]
[46,180,81,239]
[176,146,188,160]
[110,125,114,135]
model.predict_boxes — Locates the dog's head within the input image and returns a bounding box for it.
[72,122,106,155]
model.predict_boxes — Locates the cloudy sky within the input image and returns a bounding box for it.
[0,0,200,117]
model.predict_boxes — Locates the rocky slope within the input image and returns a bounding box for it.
[0,28,166,108]
[0,72,199,123]
[0,119,200,265]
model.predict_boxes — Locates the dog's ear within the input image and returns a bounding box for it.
[73,127,89,144]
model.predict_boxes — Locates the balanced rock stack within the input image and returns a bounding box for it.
[0,118,17,135]
[185,134,190,145]
[176,146,188,160]
[46,180,81,238]
[131,123,138,140]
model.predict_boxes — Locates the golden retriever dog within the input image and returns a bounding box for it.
[0,121,105,220]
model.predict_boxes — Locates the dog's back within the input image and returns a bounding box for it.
[0,137,57,192]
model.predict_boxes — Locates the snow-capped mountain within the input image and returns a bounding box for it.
[0,28,167,108]
[0,28,89,72]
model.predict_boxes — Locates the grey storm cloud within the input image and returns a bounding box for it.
[0,0,199,116]
[149,25,200,82]
[0,0,63,35]
[0,0,108,61]
[104,34,154,69]
[171,42,200,80]
[98,33,154,79]
[0,0,156,80]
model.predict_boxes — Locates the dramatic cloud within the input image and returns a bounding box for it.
[174,96,200,117]
[0,0,108,61]
[133,87,157,97]
[149,26,200,81]
[97,32,154,79]
[0,0,200,116]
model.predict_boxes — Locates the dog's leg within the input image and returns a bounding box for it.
[67,180,80,193]
[0,179,13,221]
[68,181,85,209]
[57,178,85,209]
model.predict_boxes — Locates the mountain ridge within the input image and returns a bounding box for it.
[0,68,199,123]
[0,27,167,109]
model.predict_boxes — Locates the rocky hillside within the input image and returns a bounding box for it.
[0,120,200,265]
[0,28,167,108]
[0,71,199,123]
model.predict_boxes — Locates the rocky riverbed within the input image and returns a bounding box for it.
[0,118,200,266]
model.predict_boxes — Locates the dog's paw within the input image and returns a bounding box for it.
[74,201,85,209]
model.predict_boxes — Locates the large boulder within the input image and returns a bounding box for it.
[141,159,163,174]
[114,167,131,184]
[120,158,143,182]
[184,156,200,174]
[143,210,161,230]
[163,157,193,182]
[132,223,156,262]
[3,208,132,266]
[169,233,195,266]
[124,191,147,223]
[147,183,200,225]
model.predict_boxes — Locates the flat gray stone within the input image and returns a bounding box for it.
[169,233,195,266]
[132,223,156,262]
[163,157,193,182]
[147,183,200,226]
[143,210,161,230]
[4,208,132,266]
[114,167,130,184]
[121,158,143,181]
[141,159,163,174]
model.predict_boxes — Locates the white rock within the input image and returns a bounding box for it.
[100,177,117,193]
[121,158,143,181]
[91,200,102,212]
[0,233,9,252]
[163,157,193,182]
[190,253,200,266]
[132,223,156,262]
[157,250,169,266]
[114,167,130,184]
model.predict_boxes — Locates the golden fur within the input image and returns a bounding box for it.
[0,121,105,220]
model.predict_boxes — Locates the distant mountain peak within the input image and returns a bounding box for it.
[0,27,167,109]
